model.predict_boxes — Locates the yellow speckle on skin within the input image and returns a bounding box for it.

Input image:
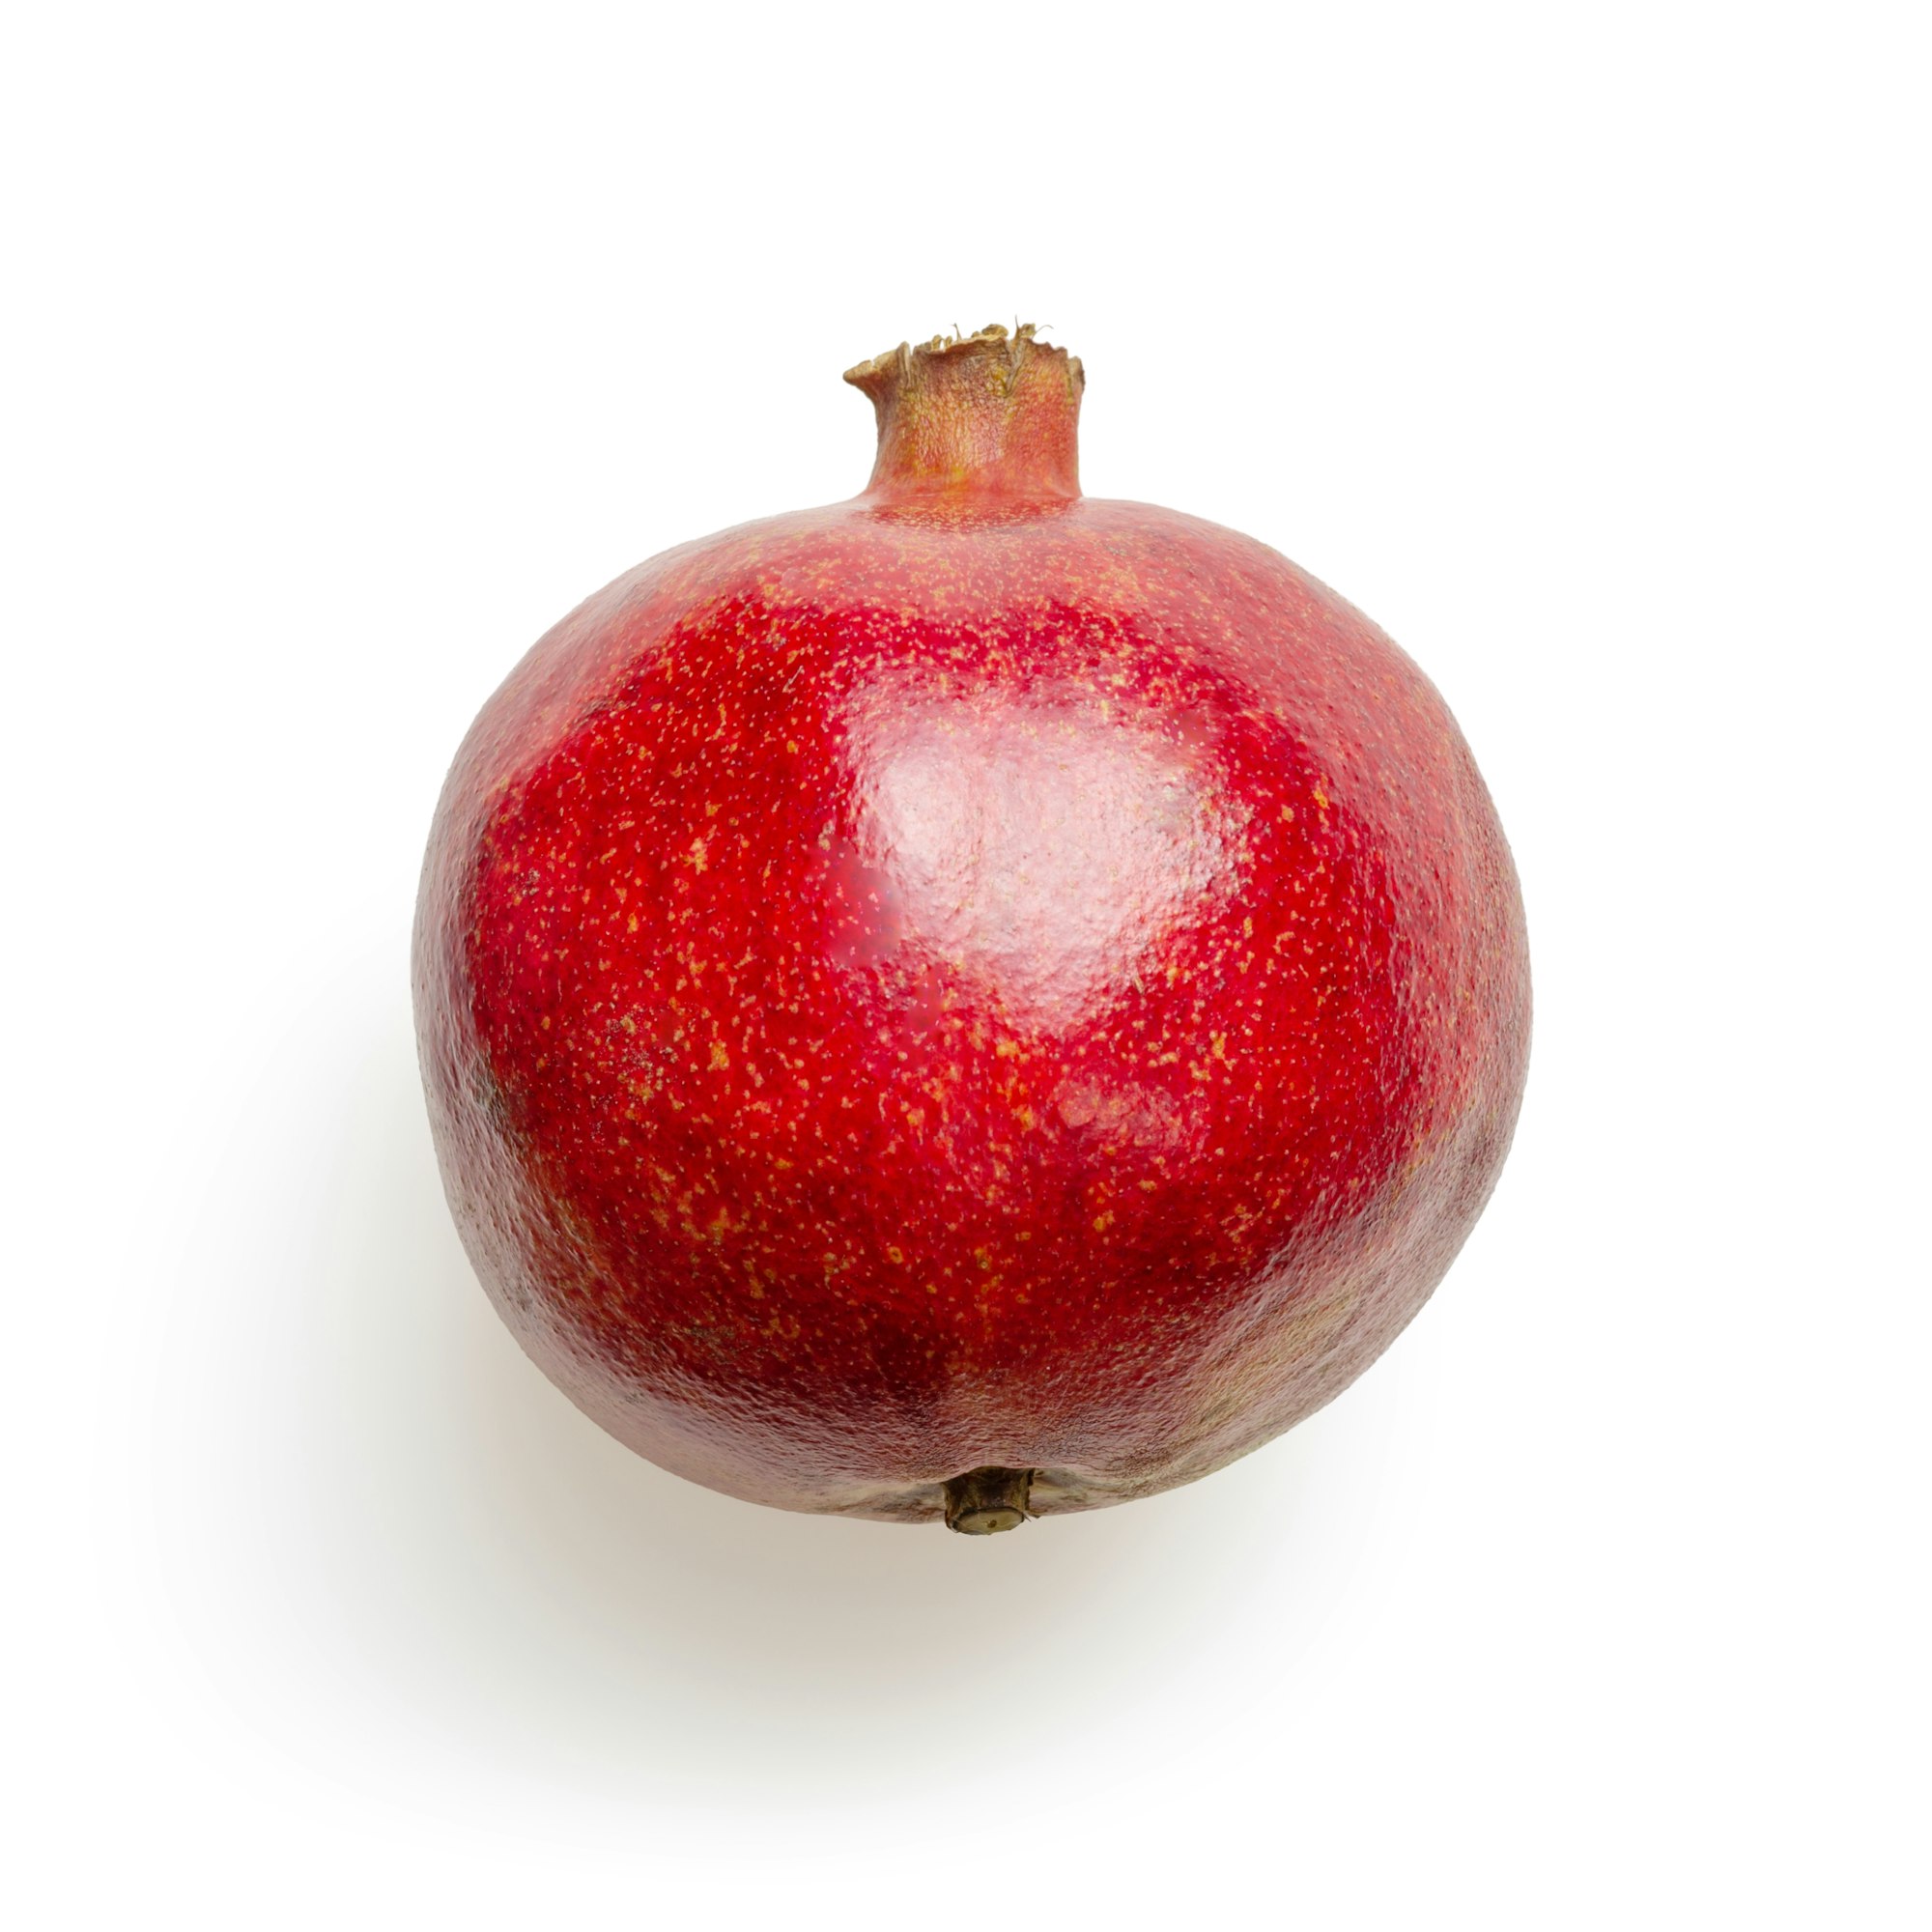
[995,1039,1021,1059]
[887,1245,904,1264]
[1278,805,1295,823]
[709,1040,729,1070]
[628,914,639,932]
[689,837,708,872]
[539,1015,552,1031]
[1093,1210,1115,1233]
[1313,784,1330,810]
[1016,1105,1036,1130]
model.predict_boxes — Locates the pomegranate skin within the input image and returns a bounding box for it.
[413,328,1529,1523]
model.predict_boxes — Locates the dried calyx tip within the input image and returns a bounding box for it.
[842,322,1085,500]
[843,322,1084,397]
[943,1466,1036,1534]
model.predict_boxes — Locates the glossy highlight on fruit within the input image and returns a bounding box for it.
[412,325,1530,1530]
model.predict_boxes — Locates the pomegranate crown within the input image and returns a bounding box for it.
[843,322,1084,502]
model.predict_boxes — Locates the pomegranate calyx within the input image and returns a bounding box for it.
[845,322,1083,503]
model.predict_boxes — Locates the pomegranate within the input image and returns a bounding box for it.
[413,324,1529,1533]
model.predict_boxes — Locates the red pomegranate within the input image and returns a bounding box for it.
[413,325,1530,1533]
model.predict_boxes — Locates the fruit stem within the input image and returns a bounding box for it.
[943,1466,1035,1534]
[844,324,1083,503]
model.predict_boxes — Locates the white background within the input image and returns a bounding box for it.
[5,4,1926,1926]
